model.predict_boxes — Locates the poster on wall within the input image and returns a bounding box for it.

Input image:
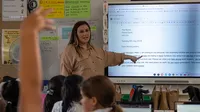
[39,30,59,73]
[2,29,20,65]
[65,0,91,18]
[57,26,73,57]
[2,0,27,21]
[39,0,65,18]
[58,26,73,40]
[39,0,91,18]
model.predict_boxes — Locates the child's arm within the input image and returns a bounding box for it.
[18,7,54,112]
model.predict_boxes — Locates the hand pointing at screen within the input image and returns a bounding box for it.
[125,55,142,63]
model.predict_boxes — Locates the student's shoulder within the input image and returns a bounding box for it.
[71,102,82,112]
[55,100,62,105]
[53,101,63,108]
[52,101,62,112]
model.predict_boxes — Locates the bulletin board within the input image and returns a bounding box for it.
[0,0,104,79]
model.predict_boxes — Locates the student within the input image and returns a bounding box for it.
[18,7,55,112]
[52,75,83,112]
[60,21,142,79]
[81,75,123,112]
[44,75,65,112]
[2,76,16,82]
[18,7,123,112]
[1,79,19,112]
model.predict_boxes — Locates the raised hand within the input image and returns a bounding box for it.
[18,7,55,112]
[20,7,55,33]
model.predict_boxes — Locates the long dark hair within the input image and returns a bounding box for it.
[44,75,65,112]
[68,21,92,57]
[81,76,123,112]
[2,79,19,112]
[62,75,83,112]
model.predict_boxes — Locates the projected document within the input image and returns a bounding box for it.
[108,3,200,77]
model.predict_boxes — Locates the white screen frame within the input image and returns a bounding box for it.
[106,0,200,84]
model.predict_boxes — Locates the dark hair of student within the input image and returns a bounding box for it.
[44,75,65,112]
[81,76,123,112]
[62,75,83,112]
[68,21,92,57]
[3,76,16,82]
[2,79,19,112]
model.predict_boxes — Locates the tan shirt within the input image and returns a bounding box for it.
[60,44,125,79]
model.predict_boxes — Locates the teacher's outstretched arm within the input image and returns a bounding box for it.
[19,7,54,112]
[103,49,142,67]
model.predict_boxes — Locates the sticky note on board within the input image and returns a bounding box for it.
[61,27,72,39]
[91,26,97,31]
[65,0,91,18]
[40,0,65,18]
[41,36,60,41]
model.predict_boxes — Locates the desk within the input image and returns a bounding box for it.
[123,108,151,112]
[119,101,152,112]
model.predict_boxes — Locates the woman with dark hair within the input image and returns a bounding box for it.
[44,75,65,112]
[18,7,125,112]
[81,75,123,112]
[60,21,142,79]
[1,79,19,112]
[52,75,83,112]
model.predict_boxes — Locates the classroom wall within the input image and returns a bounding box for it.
[0,1,20,78]
[0,0,199,102]
[0,0,104,79]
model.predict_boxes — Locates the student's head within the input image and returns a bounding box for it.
[2,76,16,82]
[1,79,19,112]
[44,75,65,112]
[68,21,91,46]
[81,76,123,112]
[62,74,83,112]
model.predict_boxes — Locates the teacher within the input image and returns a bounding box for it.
[60,21,142,79]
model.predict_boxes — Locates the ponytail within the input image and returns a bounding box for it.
[111,104,123,112]
[5,102,17,112]
[62,75,83,112]
[2,80,19,112]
